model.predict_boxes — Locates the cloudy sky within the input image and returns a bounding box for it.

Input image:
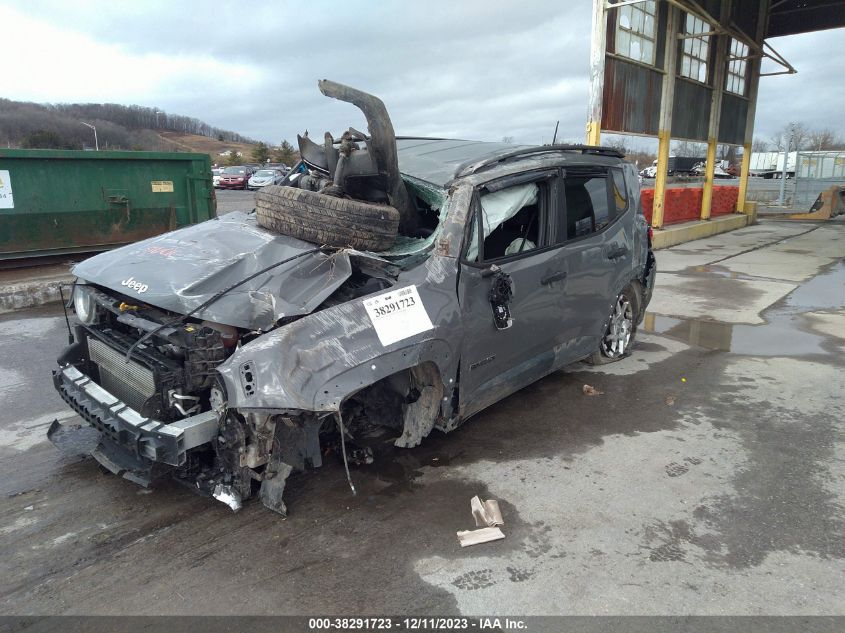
[4,1,844,148]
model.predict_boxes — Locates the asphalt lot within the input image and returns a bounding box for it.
[1,219,843,616]
[215,188,256,215]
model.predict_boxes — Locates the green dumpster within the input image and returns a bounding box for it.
[0,149,216,260]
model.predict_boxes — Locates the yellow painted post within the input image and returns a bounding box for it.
[586,0,606,146]
[701,138,718,220]
[652,5,679,230]
[737,2,768,213]
[586,121,601,146]
[701,7,728,221]
[737,142,752,212]
[652,131,671,229]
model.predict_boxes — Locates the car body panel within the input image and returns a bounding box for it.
[71,212,353,331]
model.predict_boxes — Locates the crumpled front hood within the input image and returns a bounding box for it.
[72,212,352,330]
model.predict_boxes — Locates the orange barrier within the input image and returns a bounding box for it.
[640,186,738,225]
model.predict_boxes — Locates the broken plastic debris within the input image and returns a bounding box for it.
[212,483,242,512]
[665,395,676,406]
[471,495,504,527]
[457,527,506,547]
[582,384,604,396]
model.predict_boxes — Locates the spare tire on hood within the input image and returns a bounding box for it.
[255,185,400,251]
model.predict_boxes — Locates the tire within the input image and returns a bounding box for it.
[586,284,640,365]
[255,185,400,251]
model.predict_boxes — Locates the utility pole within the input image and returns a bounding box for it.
[778,123,794,206]
[81,122,98,151]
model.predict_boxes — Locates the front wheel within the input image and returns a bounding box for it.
[587,285,639,365]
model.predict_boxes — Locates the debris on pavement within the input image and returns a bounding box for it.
[582,384,604,396]
[665,395,676,406]
[471,495,504,527]
[457,527,506,548]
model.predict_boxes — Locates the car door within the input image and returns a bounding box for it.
[457,170,578,417]
[552,165,634,355]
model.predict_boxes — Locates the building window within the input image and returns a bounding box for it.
[615,0,657,66]
[725,38,749,95]
[680,13,710,83]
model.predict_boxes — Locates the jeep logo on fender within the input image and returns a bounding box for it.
[121,277,149,294]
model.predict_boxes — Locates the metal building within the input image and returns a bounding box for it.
[587,0,845,228]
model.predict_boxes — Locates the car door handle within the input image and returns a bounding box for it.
[605,245,629,260]
[541,271,567,285]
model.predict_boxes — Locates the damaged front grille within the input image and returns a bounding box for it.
[88,338,156,413]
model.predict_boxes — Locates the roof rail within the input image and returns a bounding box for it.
[455,144,625,178]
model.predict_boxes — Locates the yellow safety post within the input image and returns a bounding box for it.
[701,138,718,220]
[652,131,671,229]
[586,121,601,146]
[737,142,752,213]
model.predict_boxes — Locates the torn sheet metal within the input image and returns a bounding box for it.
[457,527,506,547]
[471,495,504,527]
[72,212,352,331]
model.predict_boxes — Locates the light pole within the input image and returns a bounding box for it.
[81,122,98,151]
[778,123,794,206]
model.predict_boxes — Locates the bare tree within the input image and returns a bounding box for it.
[671,140,706,156]
[751,137,770,152]
[770,122,809,152]
[806,128,842,151]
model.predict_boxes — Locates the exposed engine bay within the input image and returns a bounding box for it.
[53,242,441,515]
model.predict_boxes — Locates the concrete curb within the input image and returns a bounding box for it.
[0,274,75,314]
[652,213,753,250]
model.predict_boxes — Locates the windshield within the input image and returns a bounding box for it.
[255,170,275,177]
[223,167,246,175]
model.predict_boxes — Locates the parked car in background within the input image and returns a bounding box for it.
[248,168,286,190]
[212,167,223,188]
[218,166,254,190]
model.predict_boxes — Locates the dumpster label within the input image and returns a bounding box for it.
[151,180,174,193]
[0,170,13,209]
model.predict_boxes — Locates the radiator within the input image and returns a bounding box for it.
[88,338,156,413]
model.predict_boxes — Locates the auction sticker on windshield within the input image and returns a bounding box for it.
[363,285,434,346]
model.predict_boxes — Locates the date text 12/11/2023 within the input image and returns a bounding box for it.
[307,616,529,630]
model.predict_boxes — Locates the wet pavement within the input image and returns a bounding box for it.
[1,218,843,616]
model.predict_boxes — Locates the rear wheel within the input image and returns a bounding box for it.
[587,285,639,365]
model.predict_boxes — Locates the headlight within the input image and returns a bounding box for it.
[73,283,99,325]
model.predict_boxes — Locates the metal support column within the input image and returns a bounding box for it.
[652,4,680,229]
[701,5,730,220]
[737,0,769,213]
[586,0,607,146]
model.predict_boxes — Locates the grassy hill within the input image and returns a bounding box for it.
[155,131,257,163]
[0,99,256,156]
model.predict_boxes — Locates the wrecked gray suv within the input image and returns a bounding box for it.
[51,80,656,515]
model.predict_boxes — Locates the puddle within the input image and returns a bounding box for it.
[644,261,844,356]
[782,261,845,312]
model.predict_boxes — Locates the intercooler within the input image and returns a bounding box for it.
[88,338,156,413]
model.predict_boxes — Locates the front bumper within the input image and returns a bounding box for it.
[53,364,218,467]
[218,181,246,189]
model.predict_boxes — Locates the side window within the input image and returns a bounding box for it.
[466,181,548,262]
[561,171,607,240]
[611,168,628,215]
[559,168,625,242]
